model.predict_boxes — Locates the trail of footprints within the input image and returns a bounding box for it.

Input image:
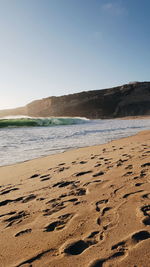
[88,202,150,267]
[0,142,150,266]
[89,229,150,267]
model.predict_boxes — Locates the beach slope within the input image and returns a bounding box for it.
[0,131,150,267]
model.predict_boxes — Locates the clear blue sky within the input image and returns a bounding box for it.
[0,0,150,109]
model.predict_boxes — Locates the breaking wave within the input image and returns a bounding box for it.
[0,117,89,128]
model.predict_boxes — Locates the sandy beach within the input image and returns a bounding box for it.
[0,130,150,267]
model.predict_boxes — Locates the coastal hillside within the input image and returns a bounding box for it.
[0,82,150,119]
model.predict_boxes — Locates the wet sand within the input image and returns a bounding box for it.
[0,130,150,267]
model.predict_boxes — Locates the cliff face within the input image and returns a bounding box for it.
[0,82,150,119]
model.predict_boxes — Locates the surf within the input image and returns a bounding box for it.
[0,116,89,128]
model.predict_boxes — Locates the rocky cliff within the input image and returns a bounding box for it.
[0,82,150,119]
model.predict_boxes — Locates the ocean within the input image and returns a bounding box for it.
[0,116,150,167]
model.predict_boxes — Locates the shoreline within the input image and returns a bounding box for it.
[0,131,141,169]
[1,127,150,169]
[0,130,150,267]
[119,115,150,120]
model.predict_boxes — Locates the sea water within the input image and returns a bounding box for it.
[0,117,150,166]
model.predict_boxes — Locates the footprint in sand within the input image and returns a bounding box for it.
[101,207,112,216]
[40,174,50,179]
[113,185,124,195]
[0,187,19,195]
[94,163,102,167]
[55,166,70,173]
[58,162,65,166]
[29,174,40,179]
[64,198,78,203]
[95,199,113,230]
[44,187,85,217]
[52,180,76,188]
[15,228,32,237]
[122,190,144,199]
[16,248,55,266]
[140,169,147,177]
[125,164,133,170]
[141,162,150,168]
[123,171,133,177]
[67,187,87,197]
[111,230,150,251]
[91,155,96,159]
[63,230,100,256]
[89,251,125,267]
[4,210,28,228]
[41,177,51,181]
[89,230,150,267]
[83,179,102,186]
[0,211,16,218]
[64,240,89,255]
[135,182,144,187]
[95,199,108,212]
[87,230,104,242]
[93,171,104,178]
[43,201,66,216]
[22,194,36,203]
[132,230,150,242]
[40,174,51,181]
[116,159,127,167]
[0,196,24,207]
[96,207,112,226]
[142,193,150,199]
[79,161,87,164]
[73,170,92,177]
[140,205,150,226]
[44,213,73,232]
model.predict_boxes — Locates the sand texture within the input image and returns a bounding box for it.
[0,131,150,267]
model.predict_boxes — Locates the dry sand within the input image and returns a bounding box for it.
[120,115,150,120]
[0,130,150,267]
